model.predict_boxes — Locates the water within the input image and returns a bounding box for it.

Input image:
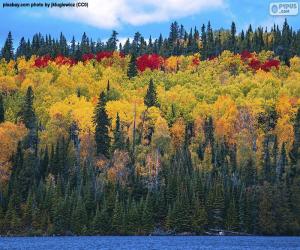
[0,236,300,250]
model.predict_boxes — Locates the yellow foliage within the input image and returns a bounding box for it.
[0,122,27,182]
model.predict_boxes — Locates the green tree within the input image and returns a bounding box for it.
[192,198,208,234]
[1,32,14,62]
[106,30,118,51]
[22,86,36,130]
[144,79,159,108]
[71,197,88,235]
[127,54,138,78]
[92,205,111,235]
[258,183,276,235]
[113,113,124,151]
[142,194,154,234]
[225,198,239,231]
[112,196,123,235]
[94,91,110,157]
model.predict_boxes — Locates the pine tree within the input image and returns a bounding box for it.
[126,200,140,235]
[258,183,276,235]
[92,205,111,235]
[127,54,138,78]
[141,194,154,234]
[225,198,239,231]
[22,86,36,130]
[94,91,110,157]
[230,22,237,53]
[1,32,14,62]
[0,93,4,123]
[106,30,118,51]
[113,113,124,151]
[211,183,225,230]
[171,191,192,233]
[71,197,88,235]
[144,79,159,108]
[112,196,123,234]
[192,198,208,234]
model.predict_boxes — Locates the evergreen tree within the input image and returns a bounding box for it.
[141,194,154,234]
[127,54,138,78]
[258,183,276,235]
[106,30,118,51]
[1,32,14,62]
[94,91,110,157]
[112,196,123,234]
[229,22,237,53]
[71,197,88,235]
[144,79,159,108]
[22,86,36,130]
[225,198,239,231]
[113,113,124,151]
[192,198,208,234]
[92,205,111,235]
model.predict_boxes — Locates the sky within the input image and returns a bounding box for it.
[0,0,299,45]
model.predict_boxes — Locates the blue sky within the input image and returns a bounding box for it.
[0,0,299,45]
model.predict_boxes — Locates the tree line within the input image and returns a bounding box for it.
[1,19,300,64]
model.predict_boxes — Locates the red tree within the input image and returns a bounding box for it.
[136,54,164,72]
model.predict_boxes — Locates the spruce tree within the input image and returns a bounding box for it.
[1,32,14,62]
[225,198,239,231]
[127,54,138,78]
[94,91,110,157]
[192,198,208,234]
[112,196,123,234]
[126,200,139,235]
[71,197,88,235]
[113,113,124,151]
[144,79,159,108]
[258,183,276,235]
[92,205,111,235]
[142,194,154,234]
[22,86,36,130]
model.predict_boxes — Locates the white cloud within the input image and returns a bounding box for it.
[50,0,225,29]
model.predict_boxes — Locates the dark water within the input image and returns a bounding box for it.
[0,236,300,250]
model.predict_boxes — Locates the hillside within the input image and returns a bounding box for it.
[0,22,300,236]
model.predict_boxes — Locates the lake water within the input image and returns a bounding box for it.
[0,236,300,250]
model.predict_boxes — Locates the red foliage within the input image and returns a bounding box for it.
[261,59,280,72]
[248,58,280,72]
[136,54,164,72]
[192,56,200,66]
[82,53,95,62]
[240,50,253,61]
[96,51,113,61]
[34,55,51,68]
[248,59,261,71]
[54,55,76,66]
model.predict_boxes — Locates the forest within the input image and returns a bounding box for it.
[0,20,300,236]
